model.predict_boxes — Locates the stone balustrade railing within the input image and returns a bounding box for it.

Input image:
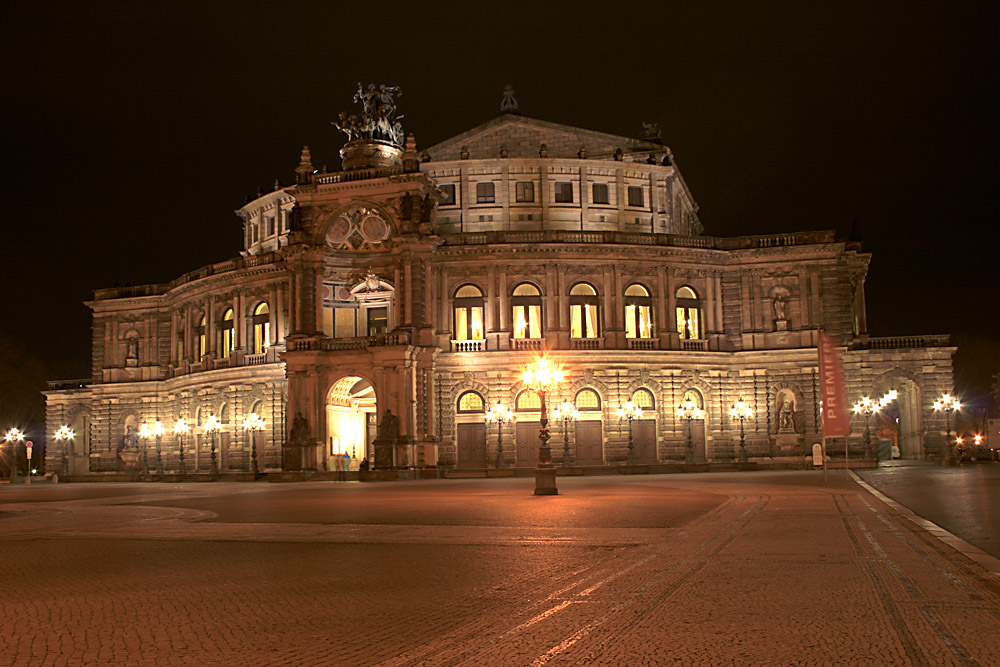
[93,252,282,301]
[850,335,951,350]
[441,229,835,250]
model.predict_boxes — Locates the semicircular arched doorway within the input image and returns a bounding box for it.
[326,376,376,471]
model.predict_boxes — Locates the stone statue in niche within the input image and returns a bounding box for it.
[125,339,138,360]
[778,399,795,432]
[290,412,310,446]
[773,294,788,321]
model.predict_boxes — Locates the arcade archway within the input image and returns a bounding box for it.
[326,376,376,470]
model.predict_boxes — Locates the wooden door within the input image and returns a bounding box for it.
[456,423,487,468]
[575,421,604,466]
[693,420,706,462]
[515,421,541,467]
[633,419,657,463]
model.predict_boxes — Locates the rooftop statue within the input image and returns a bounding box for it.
[334,82,404,147]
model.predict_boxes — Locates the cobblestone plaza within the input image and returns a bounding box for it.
[2,474,998,665]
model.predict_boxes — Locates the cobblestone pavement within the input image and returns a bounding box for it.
[1,472,999,666]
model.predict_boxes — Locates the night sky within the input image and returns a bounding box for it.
[2,2,998,403]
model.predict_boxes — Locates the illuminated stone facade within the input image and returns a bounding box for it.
[44,106,956,475]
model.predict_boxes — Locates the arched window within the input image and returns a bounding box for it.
[624,284,654,339]
[675,286,702,340]
[197,315,207,359]
[575,388,602,412]
[252,302,270,354]
[682,389,704,410]
[511,282,542,339]
[569,283,600,339]
[219,309,234,359]
[453,284,484,341]
[516,391,541,412]
[631,388,655,410]
[457,391,485,414]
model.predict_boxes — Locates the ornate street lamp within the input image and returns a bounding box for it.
[152,421,165,476]
[174,418,189,475]
[852,396,881,460]
[552,400,579,467]
[729,398,755,463]
[485,402,513,468]
[138,423,152,476]
[933,393,961,465]
[676,398,705,464]
[521,356,565,495]
[4,427,24,482]
[54,425,74,476]
[204,415,222,476]
[617,401,643,465]
[242,412,265,477]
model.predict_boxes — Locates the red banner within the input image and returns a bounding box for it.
[818,330,851,437]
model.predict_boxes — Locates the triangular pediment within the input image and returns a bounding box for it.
[424,114,665,161]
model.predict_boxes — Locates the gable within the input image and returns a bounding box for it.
[424,115,665,161]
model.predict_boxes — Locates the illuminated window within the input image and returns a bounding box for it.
[197,315,207,359]
[555,182,573,203]
[624,284,654,339]
[366,307,388,335]
[476,182,495,204]
[569,282,600,339]
[515,182,534,203]
[575,389,601,411]
[632,388,655,409]
[511,282,542,339]
[627,186,644,207]
[453,284,485,341]
[219,309,234,359]
[675,286,702,340]
[440,184,456,206]
[516,391,541,411]
[252,302,270,354]
[592,183,610,205]
[457,391,485,413]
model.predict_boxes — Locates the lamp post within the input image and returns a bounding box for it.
[852,396,882,461]
[152,420,165,476]
[617,401,643,465]
[4,428,24,482]
[138,423,151,477]
[242,412,265,477]
[677,398,705,464]
[933,393,961,466]
[521,357,565,495]
[54,425,74,477]
[552,400,578,467]
[204,415,221,476]
[878,389,899,458]
[174,418,189,475]
[729,398,754,463]
[485,402,512,468]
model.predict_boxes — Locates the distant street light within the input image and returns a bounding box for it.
[677,399,705,464]
[242,412,265,477]
[485,402,512,468]
[54,425,74,476]
[138,423,152,477]
[729,398,755,463]
[853,396,881,460]
[932,393,961,466]
[152,421,165,476]
[204,415,222,476]
[617,401,643,465]
[552,400,578,467]
[174,418,189,475]
[521,357,565,495]
[4,428,24,482]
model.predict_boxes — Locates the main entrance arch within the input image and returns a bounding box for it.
[326,376,376,470]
